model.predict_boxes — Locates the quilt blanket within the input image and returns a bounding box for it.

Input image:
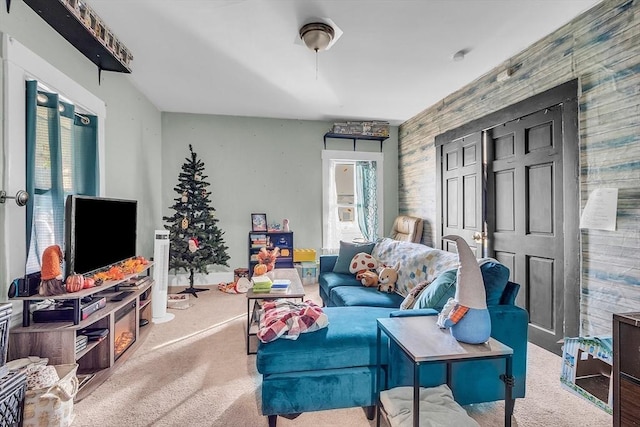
[257,300,328,343]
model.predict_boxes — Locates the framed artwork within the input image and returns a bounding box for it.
[251,213,268,232]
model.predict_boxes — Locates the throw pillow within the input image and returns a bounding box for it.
[333,241,376,274]
[479,259,510,306]
[412,268,458,311]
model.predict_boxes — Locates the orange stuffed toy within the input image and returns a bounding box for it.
[39,245,67,296]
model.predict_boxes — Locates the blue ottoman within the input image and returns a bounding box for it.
[256,306,395,426]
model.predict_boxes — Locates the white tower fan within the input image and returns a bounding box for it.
[152,230,174,323]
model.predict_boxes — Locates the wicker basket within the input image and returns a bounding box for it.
[23,364,79,427]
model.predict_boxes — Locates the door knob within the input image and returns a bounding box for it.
[473,232,484,243]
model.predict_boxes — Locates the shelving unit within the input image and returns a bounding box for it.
[12,0,133,77]
[323,132,389,152]
[248,231,294,275]
[8,264,153,401]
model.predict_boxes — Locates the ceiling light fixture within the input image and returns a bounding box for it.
[299,22,335,52]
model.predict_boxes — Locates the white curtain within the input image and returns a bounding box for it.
[324,161,341,254]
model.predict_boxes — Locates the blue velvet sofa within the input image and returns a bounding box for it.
[256,238,529,426]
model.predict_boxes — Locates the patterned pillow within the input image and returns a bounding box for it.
[333,241,375,274]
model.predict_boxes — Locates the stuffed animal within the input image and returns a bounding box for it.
[349,252,379,287]
[436,235,491,344]
[39,245,67,296]
[377,262,399,293]
[257,247,280,272]
[358,270,379,287]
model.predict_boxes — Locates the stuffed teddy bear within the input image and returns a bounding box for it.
[349,252,380,287]
[377,262,399,293]
[436,235,491,344]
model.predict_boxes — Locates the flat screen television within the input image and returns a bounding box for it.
[64,195,137,276]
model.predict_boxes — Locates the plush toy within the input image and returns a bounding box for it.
[349,252,379,287]
[378,262,399,293]
[436,235,491,344]
[257,246,280,272]
[359,270,379,287]
[39,245,67,296]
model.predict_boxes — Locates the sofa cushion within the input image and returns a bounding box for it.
[372,238,459,297]
[479,260,510,306]
[333,241,376,274]
[319,272,362,294]
[256,306,395,375]
[331,286,405,308]
[412,268,458,311]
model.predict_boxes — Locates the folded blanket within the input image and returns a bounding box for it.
[257,300,328,343]
[380,384,479,427]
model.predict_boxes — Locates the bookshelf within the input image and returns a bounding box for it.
[248,231,294,275]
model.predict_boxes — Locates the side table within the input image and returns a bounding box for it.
[245,268,305,355]
[376,316,514,427]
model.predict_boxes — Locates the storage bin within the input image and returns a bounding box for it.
[293,248,316,263]
[295,262,318,285]
[560,336,613,414]
[0,303,11,379]
[23,364,79,427]
[0,370,27,427]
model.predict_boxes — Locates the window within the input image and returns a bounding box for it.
[322,150,384,253]
[3,35,105,282]
[25,83,99,273]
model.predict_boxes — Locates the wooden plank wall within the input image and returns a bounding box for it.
[398,0,639,336]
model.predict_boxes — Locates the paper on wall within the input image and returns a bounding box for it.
[579,188,618,231]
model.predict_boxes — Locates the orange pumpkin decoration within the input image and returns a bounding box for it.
[82,277,96,289]
[253,263,268,276]
[65,274,85,293]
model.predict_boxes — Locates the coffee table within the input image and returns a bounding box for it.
[376,316,514,427]
[246,268,305,354]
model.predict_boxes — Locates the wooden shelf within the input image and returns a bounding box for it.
[323,132,389,152]
[9,266,155,401]
[20,0,132,73]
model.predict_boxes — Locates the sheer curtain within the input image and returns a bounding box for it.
[324,161,341,254]
[355,160,378,242]
[25,80,99,273]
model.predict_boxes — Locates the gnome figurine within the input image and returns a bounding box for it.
[436,235,491,344]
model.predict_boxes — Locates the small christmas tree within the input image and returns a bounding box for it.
[163,144,230,296]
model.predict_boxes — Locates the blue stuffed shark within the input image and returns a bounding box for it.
[436,235,491,344]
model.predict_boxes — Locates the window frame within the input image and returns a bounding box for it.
[2,34,106,283]
[321,149,384,252]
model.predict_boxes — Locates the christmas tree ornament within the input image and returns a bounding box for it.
[181,217,189,229]
[181,192,188,203]
[194,174,201,181]
[188,237,199,253]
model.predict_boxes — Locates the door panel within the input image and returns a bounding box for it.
[439,132,483,256]
[487,106,565,353]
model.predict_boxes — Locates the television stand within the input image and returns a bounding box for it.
[178,285,209,298]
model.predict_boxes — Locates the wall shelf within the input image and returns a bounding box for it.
[323,132,388,152]
[19,0,132,75]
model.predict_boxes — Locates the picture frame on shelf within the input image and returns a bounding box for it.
[251,213,268,232]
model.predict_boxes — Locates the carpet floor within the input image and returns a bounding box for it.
[72,283,612,426]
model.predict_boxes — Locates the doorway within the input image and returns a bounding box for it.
[435,80,580,354]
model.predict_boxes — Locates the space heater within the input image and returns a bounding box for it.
[152,230,174,323]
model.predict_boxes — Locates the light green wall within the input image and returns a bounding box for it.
[162,113,398,271]
[0,2,163,299]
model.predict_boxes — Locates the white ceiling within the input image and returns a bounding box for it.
[89,0,601,126]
